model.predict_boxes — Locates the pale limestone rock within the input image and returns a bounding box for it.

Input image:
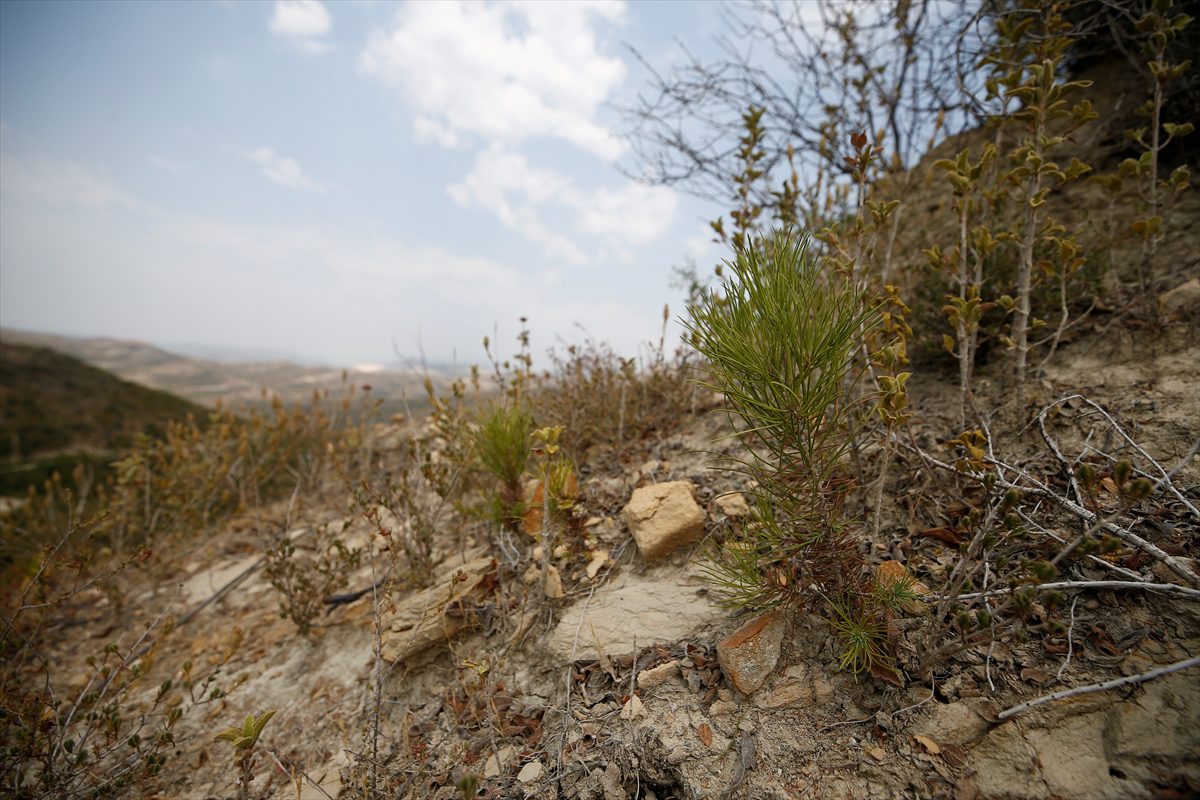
[549,567,721,658]
[714,492,751,518]
[1159,277,1200,319]
[622,481,706,560]
[483,745,515,778]
[379,557,496,663]
[716,610,786,694]
[637,660,681,690]
[517,760,544,784]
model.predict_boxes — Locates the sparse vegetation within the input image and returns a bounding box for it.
[2,1,1198,797]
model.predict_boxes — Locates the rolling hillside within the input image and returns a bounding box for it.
[0,343,208,494]
[0,328,459,413]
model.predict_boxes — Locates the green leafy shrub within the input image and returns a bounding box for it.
[262,524,363,636]
[0,544,242,799]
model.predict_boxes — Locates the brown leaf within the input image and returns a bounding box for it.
[696,723,714,747]
[913,734,942,755]
[941,743,967,768]
[870,661,904,687]
[1088,625,1121,656]
[919,527,964,545]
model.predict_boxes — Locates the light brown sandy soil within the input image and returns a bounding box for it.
[21,294,1196,800]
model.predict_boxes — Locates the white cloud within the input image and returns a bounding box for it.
[447,146,585,264]
[269,0,332,53]
[247,147,326,192]
[360,1,627,159]
[686,224,722,264]
[577,183,677,245]
[448,145,676,262]
[147,154,192,175]
[0,153,135,209]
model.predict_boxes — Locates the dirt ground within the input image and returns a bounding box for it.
[17,288,1195,800]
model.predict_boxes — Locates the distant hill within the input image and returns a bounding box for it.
[0,343,208,494]
[0,329,458,413]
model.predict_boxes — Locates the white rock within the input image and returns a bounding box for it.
[549,567,721,658]
[517,760,544,784]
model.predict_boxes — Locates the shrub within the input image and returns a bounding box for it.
[0,535,242,798]
[472,401,533,531]
[686,229,915,676]
[262,523,363,636]
[528,311,694,457]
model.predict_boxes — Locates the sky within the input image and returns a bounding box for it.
[0,0,731,369]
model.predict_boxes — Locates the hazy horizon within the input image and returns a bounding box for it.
[0,0,735,368]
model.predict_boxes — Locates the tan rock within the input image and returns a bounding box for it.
[637,660,681,690]
[622,481,706,560]
[585,549,610,580]
[619,694,645,720]
[543,565,564,598]
[714,492,751,518]
[1159,277,1200,319]
[911,698,993,747]
[379,557,497,662]
[716,610,787,694]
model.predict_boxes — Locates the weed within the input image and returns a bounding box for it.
[262,522,363,636]
[214,709,276,800]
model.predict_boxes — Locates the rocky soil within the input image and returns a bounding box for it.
[22,283,1199,800]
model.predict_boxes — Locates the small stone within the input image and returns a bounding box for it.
[754,678,811,709]
[708,699,738,716]
[637,660,681,690]
[586,549,610,580]
[620,694,646,720]
[716,610,786,694]
[1159,277,1200,319]
[714,492,751,518]
[622,481,706,560]
[543,565,564,598]
[483,746,515,778]
[517,760,544,784]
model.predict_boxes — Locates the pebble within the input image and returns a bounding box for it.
[517,760,544,784]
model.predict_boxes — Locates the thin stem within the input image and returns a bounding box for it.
[998,656,1200,721]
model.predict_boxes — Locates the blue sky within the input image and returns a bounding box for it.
[0,0,730,368]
